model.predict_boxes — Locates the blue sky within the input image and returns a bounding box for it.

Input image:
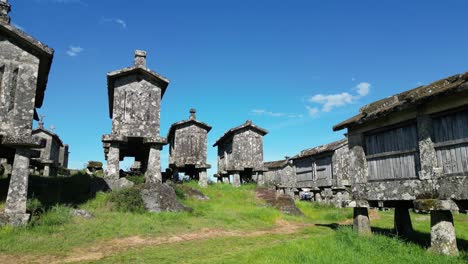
[9,0,468,174]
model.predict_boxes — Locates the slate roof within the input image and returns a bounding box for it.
[291,138,347,160]
[213,120,268,147]
[32,128,64,147]
[264,159,291,169]
[107,56,170,118]
[0,21,54,110]
[167,118,212,142]
[334,72,468,131]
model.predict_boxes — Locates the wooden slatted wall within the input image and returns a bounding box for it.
[433,109,468,175]
[365,124,419,180]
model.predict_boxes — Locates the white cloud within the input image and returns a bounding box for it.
[356,82,371,96]
[307,82,372,112]
[101,18,127,29]
[309,92,354,112]
[306,106,319,117]
[66,46,83,57]
[251,109,303,119]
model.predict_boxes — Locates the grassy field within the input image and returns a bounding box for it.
[0,177,467,263]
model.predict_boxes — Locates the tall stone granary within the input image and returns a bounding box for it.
[102,50,169,190]
[0,0,54,226]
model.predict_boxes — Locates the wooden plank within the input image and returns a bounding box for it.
[366,149,417,160]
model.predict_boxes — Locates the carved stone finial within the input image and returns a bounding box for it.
[189,108,196,120]
[38,114,45,129]
[134,50,147,68]
[0,0,11,24]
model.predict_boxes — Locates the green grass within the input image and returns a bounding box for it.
[0,180,467,263]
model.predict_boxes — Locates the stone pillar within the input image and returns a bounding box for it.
[348,133,368,200]
[3,147,31,226]
[222,175,230,184]
[353,207,371,234]
[430,210,459,256]
[43,164,50,177]
[256,172,265,186]
[105,143,120,180]
[172,168,179,182]
[145,144,162,184]
[199,170,208,188]
[232,173,241,188]
[394,207,413,237]
[417,114,437,180]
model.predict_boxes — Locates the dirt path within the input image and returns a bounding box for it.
[0,219,312,264]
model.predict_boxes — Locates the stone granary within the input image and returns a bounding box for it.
[167,109,212,187]
[102,50,169,190]
[263,158,295,188]
[334,72,468,256]
[286,139,351,207]
[30,119,69,176]
[214,120,268,187]
[0,0,54,225]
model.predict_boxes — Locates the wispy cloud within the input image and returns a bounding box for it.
[36,0,88,6]
[251,109,303,119]
[307,82,372,113]
[305,106,319,117]
[101,18,127,29]
[12,23,24,31]
[66,46,83,57]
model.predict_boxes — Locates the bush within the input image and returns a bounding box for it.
[108,187,146,213]
[174,186,186,200]
[126,175,145,185]
[30,205,72,227]
[27,197,45,217]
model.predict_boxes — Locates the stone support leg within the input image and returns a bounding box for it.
[172,168,179,182]
[199,170,208,188]
[145,145,162,184]
[222,176,230,184]
[232,173,241,188]
[105,143,120,180]
[353,207,371,235]
[43,165,50,177]
[394,207,413,237]
[2,148,31,226]
[256,172,265,187]
[430,210,459,256]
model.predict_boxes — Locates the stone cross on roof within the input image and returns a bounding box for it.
[134,50,147,68]
[38,114,45,129]
[0,0,11,24]
[189,108,196,120]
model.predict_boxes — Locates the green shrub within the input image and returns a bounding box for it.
[30,205,72,227]
[174,186,186,200]
[126,175,145,185]
[107,187,146,213]
[26,197,45,217]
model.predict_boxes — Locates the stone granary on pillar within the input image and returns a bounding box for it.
[334,72,468,256]
[263,158,295,188]
[31,120,69,176]
[286,139,351,207]
[0,0,54,225]
[214,120,268,187]
[167,109,212,187]
[102,50,169,190]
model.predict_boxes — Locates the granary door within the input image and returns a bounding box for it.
[364,123,419,181]
[294,157,314,186]
[432,109,468,175]
[315,155,332,186]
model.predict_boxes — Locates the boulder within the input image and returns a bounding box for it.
[140,182,192,213]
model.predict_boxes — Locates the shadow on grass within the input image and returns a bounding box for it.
[0,173,109,209]
[317,223,468,257]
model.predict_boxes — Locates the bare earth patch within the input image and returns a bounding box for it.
[0,219,312,264]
